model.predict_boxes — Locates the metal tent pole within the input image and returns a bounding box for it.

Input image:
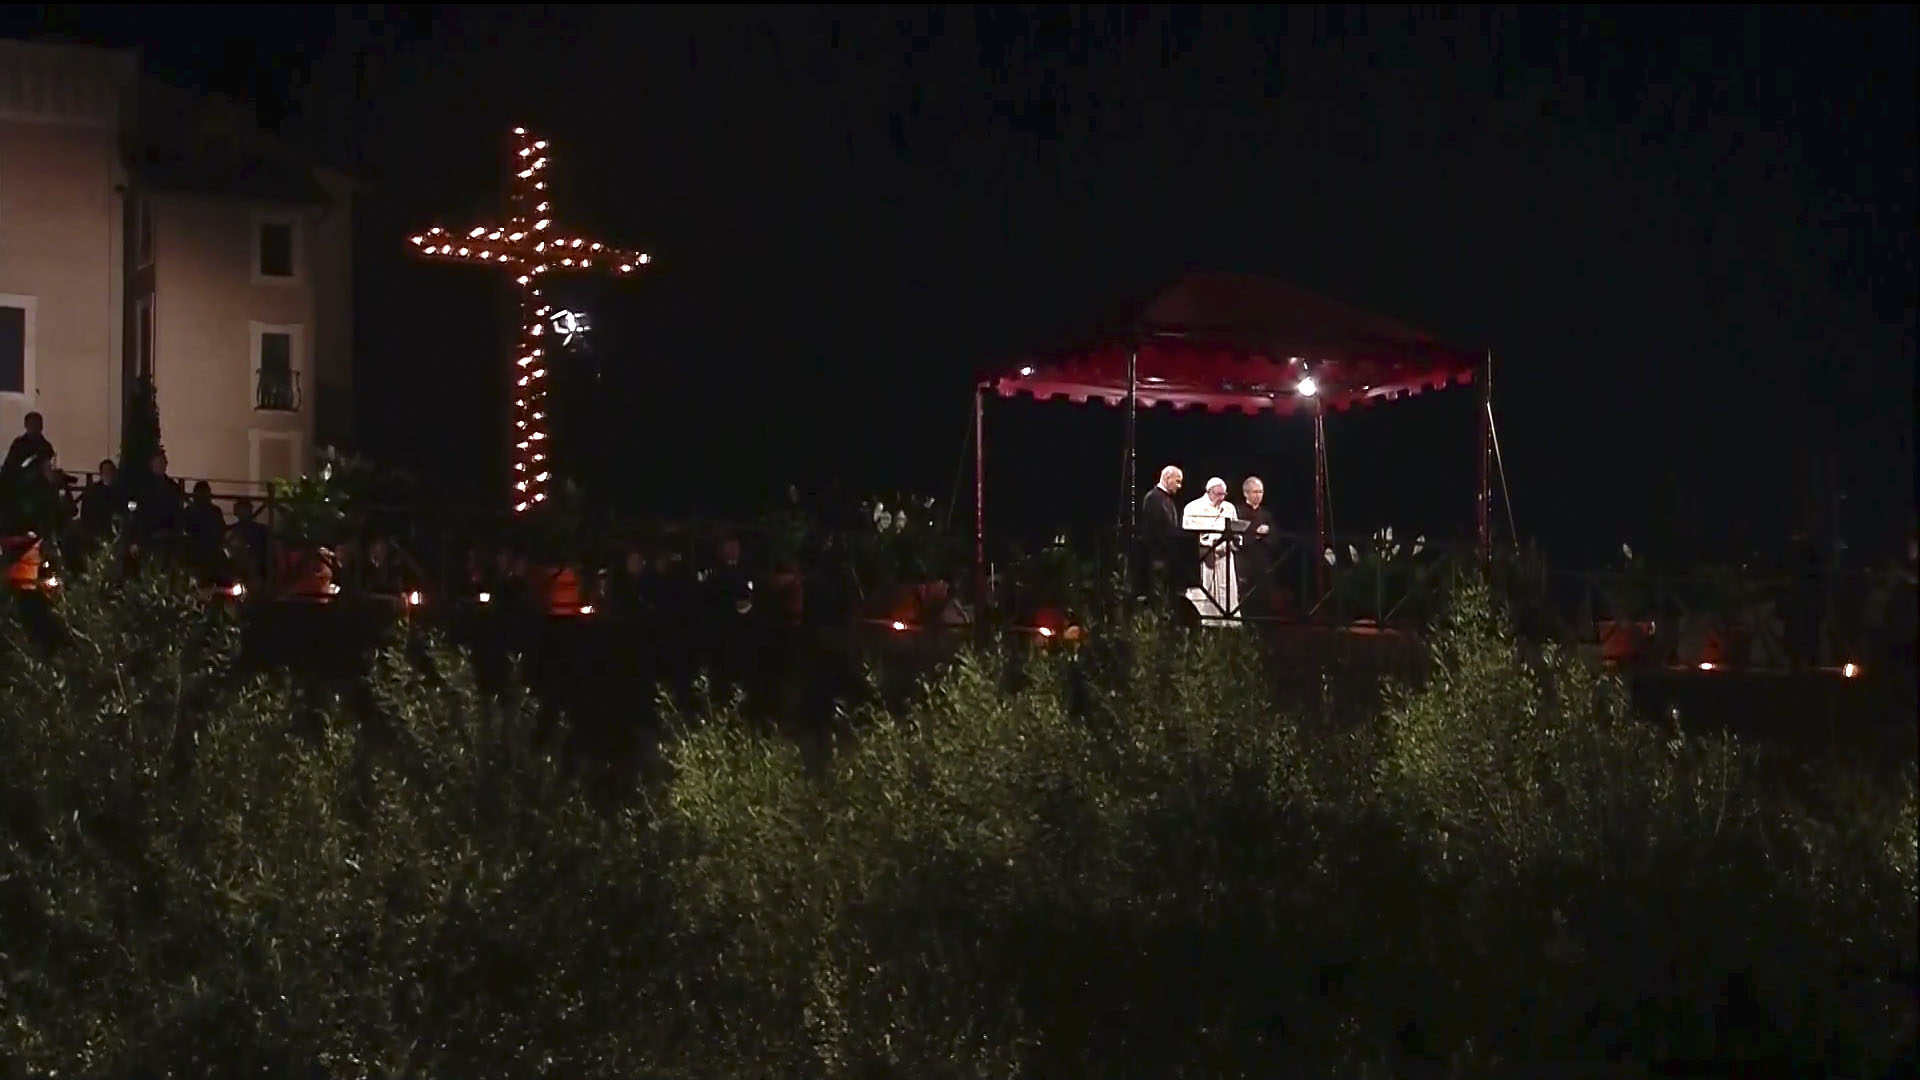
[1313,409,1329,606]
[1123,343,1139,594]
[1477,350,1493,570]
[973,385,986,615]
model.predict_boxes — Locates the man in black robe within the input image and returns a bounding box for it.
[1237,475,1278,619]
[1135,465,1186,609]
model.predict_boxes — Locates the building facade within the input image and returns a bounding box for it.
[0,39,351,493]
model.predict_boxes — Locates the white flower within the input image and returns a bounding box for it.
[1347,543,1359,563]
[1413,534,1426,556]
[875,510,893,531]
[1323,547,1337,566]
[1385,526,1394,542]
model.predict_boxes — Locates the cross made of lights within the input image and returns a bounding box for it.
[408,127,650,513]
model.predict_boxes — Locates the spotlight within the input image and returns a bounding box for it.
[1697,662,1716,672]
[1842,662,1861,679]
[579,604,595,615]
[1296,376,1318,398]
[1018,365,1035,377]
[890,620,908,632]
[405,590,423,607]
[228,583,246,599]
[478,591,492,604]
[1036,626,1055,638]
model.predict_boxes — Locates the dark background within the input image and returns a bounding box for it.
[10,5,1914,564]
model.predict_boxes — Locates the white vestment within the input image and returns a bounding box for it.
[1182,496,1241,627]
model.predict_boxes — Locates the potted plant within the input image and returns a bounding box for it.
[854,493,956,626]
[1675,562,1757,667]
[268,465,350,601]
[1008,535,1095,639]
[1327,528,1432,626]
[1594,543,1660,668]
[518,483,590,616]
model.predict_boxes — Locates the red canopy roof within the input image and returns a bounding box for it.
[984,273,1480,415]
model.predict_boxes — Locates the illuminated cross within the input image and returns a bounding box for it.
[408,127,651,513]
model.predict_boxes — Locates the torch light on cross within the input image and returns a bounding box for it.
[408,128,650,513]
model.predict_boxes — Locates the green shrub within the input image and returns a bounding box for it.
[661,583,1917,1076]
[2,565,1912,1077]
[0,565,669,1078]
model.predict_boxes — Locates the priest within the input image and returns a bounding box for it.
[1237,475,1277,618]
[1182,477,1241,627]
[1136,465,1187,607]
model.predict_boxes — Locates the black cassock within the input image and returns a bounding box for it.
[1137,486,1191,599]
[1237,504,1278,616]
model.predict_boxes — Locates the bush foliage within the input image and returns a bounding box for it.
[1,568,1913,1077]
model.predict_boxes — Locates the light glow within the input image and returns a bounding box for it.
[478,591,492,604]
[1842,662,1860,679]
[1296,375,1318,398]
[405,590,423,607]
[890,620,908,632]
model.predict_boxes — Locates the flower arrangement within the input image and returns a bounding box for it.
[1326,527,1435,623]
[850,493,960,590]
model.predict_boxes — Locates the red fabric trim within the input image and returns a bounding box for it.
[982,275,1481,415]
[988,341,1477,414]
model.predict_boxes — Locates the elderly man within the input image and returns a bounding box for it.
[1136,465,1186,608]
[1237,476,1277,617]
[1182,476,1241,627]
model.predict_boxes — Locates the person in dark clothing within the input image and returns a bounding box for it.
[1236,475,1278,618]
[130,451,185,546]
[2,412,55,481]
[358,536,409,595]
[10,455,70,541]
[703,535,758,690]
[227,497,271,585]
[1135,464,1187,607]
[1784,531,1822,669]
[704,536,755,618]
[79,460,119,537]
[181,481,227,576]
[604,546,650,617]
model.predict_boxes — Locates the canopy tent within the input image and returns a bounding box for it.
[971,272,1495,616]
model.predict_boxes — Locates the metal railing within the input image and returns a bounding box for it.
[255,368,301,412]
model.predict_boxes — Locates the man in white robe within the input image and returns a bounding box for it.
[1182,477,1241,627]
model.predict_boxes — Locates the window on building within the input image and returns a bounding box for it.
[0,304,28,396]
[255,327,299,411]
[134,295,154,378]
[134,197,153,268]
[257,221,295,279]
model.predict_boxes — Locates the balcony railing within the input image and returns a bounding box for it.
[255,368,301,412]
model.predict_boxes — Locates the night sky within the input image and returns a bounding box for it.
[11,5,1915,563]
